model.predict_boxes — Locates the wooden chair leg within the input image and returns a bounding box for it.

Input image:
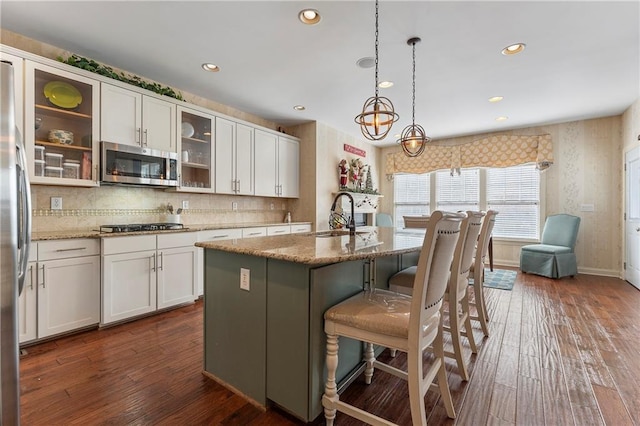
[473,276,490,337]
[322,333,339,426]
[449,301,469,381]
[462,295,478,354]
[364,342,375,385]
[407,340,427,425]
[434,323,456,419]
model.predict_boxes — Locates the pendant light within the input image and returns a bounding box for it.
[355,0,399,141]
[398,37,430,157]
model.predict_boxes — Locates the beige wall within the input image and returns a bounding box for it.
[288,122,380,231]
[380,115,624,276]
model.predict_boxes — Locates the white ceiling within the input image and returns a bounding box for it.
[2,1,639,146]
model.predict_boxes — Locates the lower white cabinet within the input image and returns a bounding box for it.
[195,228,242,296]
[102,233,197,324]
[267,225,290,236]
[242,227,267,238]
[290,223,312,234]
[19,239,101,343]
[18,245,37,343]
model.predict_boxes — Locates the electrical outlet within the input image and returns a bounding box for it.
[270,203,274,210]
[182,200,189,210]
[51,197,62,210]
[240,268,250,291]
[232,202,238,211]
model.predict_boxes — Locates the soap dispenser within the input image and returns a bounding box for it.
[284,212,291,224]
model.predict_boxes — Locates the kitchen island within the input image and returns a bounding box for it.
[196,227,426,422]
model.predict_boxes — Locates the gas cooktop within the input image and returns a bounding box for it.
[99,223,185,233]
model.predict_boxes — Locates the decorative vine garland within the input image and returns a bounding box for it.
[57,54,183,101]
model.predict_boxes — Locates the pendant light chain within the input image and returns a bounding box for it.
[374,0,379,98]
[411,40,416,125]
[354,0,399,141]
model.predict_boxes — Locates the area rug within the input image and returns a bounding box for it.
[469,268,517,291]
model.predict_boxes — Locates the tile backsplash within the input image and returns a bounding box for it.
[31,185,294,233]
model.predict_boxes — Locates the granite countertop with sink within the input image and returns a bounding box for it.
[196,227,427,265]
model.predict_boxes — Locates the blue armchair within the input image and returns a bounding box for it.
[520,214,580,278]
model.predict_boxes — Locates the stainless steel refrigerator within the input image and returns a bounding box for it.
[1,59,32,425]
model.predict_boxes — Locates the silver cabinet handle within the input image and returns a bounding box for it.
[248,232,262,236]
[40,264,45,288]
[151,253,156,272]
[273,230,286,234]
[209,235,229,240]
[143,129,149,146]
[28,264,34,290]
[236,179,240,193]
[136,128,141,145]
[158,252,164,271]
[55,247,87,252]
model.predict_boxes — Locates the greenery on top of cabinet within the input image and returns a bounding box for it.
[57,54,183,101]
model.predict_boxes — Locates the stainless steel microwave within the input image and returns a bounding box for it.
[101,142,178,187]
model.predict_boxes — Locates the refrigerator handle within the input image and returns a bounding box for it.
[16,133,32,296]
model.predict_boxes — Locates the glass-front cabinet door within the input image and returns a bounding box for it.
[24,60,99,186]
[177,106,214,192]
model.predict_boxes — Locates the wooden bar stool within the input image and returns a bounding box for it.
[322,210,465,425]
[469,210,498,337]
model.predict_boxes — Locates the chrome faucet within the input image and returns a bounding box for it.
[330,192,356,236]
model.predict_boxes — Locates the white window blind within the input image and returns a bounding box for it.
[393,173,430,229]
[435,169,479,212]
[487,164,539,239]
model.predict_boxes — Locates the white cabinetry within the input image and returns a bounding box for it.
[36,239,101,338]
[215,118,254,195]
[242,227,268,238]
[18,244,37,343]
[290,223,313,234]
[278,136,300,198]
[102,233,196,325]
[267,225,290,236]
[254,130,299,197]
[157,233,197,309]
[101,83,176,152]
[195,228,242,296]
[25,60,100,186]
[178,106,214,191]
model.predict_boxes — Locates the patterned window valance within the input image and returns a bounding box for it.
[385,134,553,176]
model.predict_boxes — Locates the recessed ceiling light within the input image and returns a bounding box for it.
[293,105,306,111]
[356,57,375,69]
[378,81,394,89]
[501,43,526,55]
[495,116,509,122]
[299,9,321,25]
[488,96,504,103]
[201,63,220,72]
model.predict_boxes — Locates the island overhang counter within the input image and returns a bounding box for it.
[196,228,425,422]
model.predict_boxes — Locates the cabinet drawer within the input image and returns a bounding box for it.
[38,239,100,261]
[197,228,242,242]
[102,234,156,255]
[157,232,198,249]
[242,227,267,238]
[290,224,312,234]
[267,225,290,236]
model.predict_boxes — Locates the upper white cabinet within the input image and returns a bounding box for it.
[101,82,176,152]
[24,60,100,186]
[254,130,299,197]
[215,117,254,195]
[177,106,214,191]
[278,135,300,198]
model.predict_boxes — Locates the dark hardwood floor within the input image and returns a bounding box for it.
[19,271,640,425]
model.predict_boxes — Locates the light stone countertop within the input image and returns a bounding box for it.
[196,227,427,265]
[31,222,312,241]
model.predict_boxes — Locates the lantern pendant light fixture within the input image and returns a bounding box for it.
[398,37,431,157]
[354,0,399,141]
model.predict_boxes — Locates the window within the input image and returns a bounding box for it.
[487,164,539,239]
[393,163,540,240]
[435,169,479,212]
[393,173,429,229]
